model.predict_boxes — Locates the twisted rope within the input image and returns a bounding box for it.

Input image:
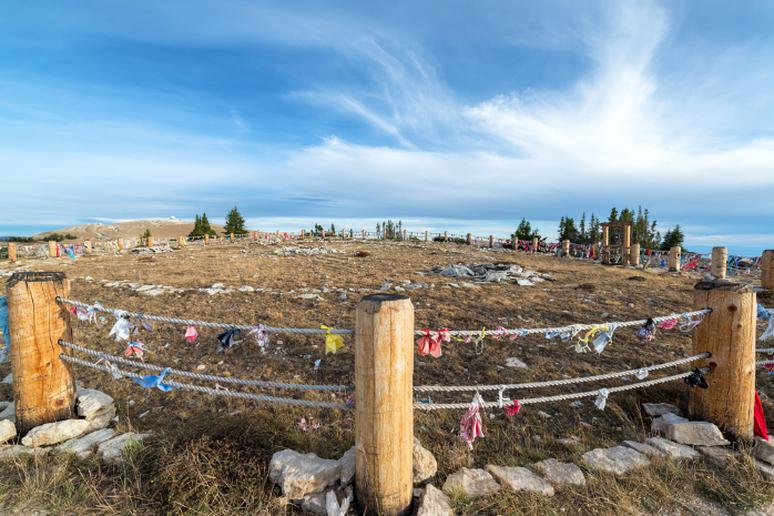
[413,352,709,393]
[59,298,353,335]
[61,355,352,409]
[414,371,695,410]
[60,341,350,392]
[757,348,774,354]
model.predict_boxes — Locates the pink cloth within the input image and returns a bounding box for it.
[184,325,199,344]
[459,397,484,449]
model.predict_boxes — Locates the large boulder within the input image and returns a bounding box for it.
[269,449,341,500]
[0,419,17,444]
[665,422,729,447]
[21,419,91,447]
[485,465,554,496]
[582,446,650,475]
[417,484,454,516]
[57,428,116,459]
[532,458,585,487]
[413,438,438,484]
[442,467,500,498]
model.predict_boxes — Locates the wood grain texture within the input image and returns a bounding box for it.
[669,246,682,272]
[689,280,755,440]
[7,243,16,263]
[355,294,414,516]
[47,241,57,258]
[630,243,641,266]
[622,225,632,266]
[711,247,728,279]
[762,250,774,290]
[7,272,76,434]
[562,240,570,257]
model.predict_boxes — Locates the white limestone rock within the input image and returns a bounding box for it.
[97,432,150,464]
[645,437,701,459]
[753,437,774,466]
[442,467,500,498]
[299,492,326,516]
[0,419,17,444]
[325,489,350,516]
[414,437,438,484]
[666,422,730,447]
[651,412,688,434]
[756,460,774,481]
[505,357,529,369]
[338,447,355,486]
[57,428,116,459]
[642,403,681,417]
[622,440,665,458]
[698,445,737,467]
[581,446,650,475]
[0,402,15,422]
[21,419,91,447]
[76,388,114,420]
[417,484,454,516]
[269,449,341,500]
[86,405,117,432]
[486,465,555,496]
[0,445,49,459]
[532,458,585,487]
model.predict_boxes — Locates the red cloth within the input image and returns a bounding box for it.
[755,390,769,441]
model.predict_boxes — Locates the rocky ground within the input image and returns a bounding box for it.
[0,238,772,515]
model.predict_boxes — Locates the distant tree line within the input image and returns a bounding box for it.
[189,213,217,238]
[555,207,683,250]
[376,220,404,240]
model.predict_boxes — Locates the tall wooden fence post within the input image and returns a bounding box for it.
[668,246,681,272]
[689,280,755,440]
[7,243,16,263]
[762,250,774,290]
[562,239,570,257]
[531,236,539,253]
[630,243,641,266]
[488,235,494,248]
[7,272,77,434]
[466,233,472,245]
[48,241,57,258]
[355,294,414,516]
[711,247,728,280]
[424,231,429,243]
[443,231,448,242]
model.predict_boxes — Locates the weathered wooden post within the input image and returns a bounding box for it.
[361,230,366,240]
[7,243,16,262]
[230,232,235,242]
[177,235,185,248]
[146,236,154,247]
[602,225,610,264]
[466,233,472,245]
[443,231,448,242]
[562,239,570,257]
[204,234,209,245]
[84,241,92,254]
[531,236,539,253]
[7,272,77,434]
[424,231,429,242]
[622,224,632,266]
[762,250,774,290]
[689,280,756,440]
[630,243,641,266]
[321,229,326,239]
[489,235,494,248]
[355,294,414,515]
[711,247,728,280]
[668,246,682,272]
[47,241,57,258]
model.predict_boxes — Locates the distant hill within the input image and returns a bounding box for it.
[33,218,227,242]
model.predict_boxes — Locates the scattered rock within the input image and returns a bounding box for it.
[642,403,681,417]
[0,419,16,444]
[645,437,700,459]
[269,449,341,500]
[0,402,14,422]
[338,447,355,486]
[532,458,585,487]
[22,419,92,447]
[97,432,149,464]
[666,422,730,447]
[581,446,650,475]
[431,263,550,285]
[77,388,115,420]
[57,428,115,459]
[651,412,688,433]
[0,445,49,459]
[622,440,665,457]
[417,484,454,516]
[754,437,774,466]
[485,465,554,496]
[297,293,324,301]
[442,467,500,498]
[413,437,438,484]
[2,373,11,384]
[756,460,774,481]
[300,492,326,516]
[505,357,529,369]
[698,445,737,467]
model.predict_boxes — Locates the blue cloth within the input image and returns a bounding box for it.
[0,296,9,363]
[133,367,175,392]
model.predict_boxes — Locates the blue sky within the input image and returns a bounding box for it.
[1,1,773,254]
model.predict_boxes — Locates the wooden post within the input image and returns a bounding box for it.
[230,232,235,242]
[466,233,472,245]
[7,272,77,434]
[47,241,57,258]
[622,224,632,266]
[762,250,774,290]
[443,231,448,242]
[424,231,429,242]
[602,225,610,264]
[361,230,366,240]
[562,239,570,257]
[532,236,539,253]
[711,247,728,280]
[7,243,16,262]
[630,243,641,266]
[204,234,209,245]
[146,236,154,247]
[84,241,92,254]
[402,229,407,241]
[669,246,681,272]
[321,229,326,239]
[689,280,756,440]
[355,294,414,516]
[489,235,494,248]
[177,236,185,248]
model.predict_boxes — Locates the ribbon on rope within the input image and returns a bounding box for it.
[322,325,344,354]
[459,392,484,449]
[133,367,175,392]
[0,296,9,363]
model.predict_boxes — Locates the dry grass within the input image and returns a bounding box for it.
[0,239,772,514]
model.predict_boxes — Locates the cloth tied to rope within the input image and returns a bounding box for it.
[459,393,484,449]
[133,367,175,392]
[322,325,344,354]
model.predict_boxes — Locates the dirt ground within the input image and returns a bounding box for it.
[0,239,772,515]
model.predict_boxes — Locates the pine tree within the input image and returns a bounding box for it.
[513,218,533,241]
[608,208,619,223]
[223,207,248,235]
[201,212,216,236]
[579,212,587,243]
[189,214,202,238]
[661,225,684,250]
